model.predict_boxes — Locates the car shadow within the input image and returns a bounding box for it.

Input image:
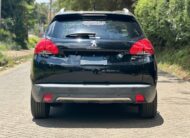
[33,103,164,128]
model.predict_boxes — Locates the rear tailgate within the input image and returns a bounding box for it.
[31,13,157,85]
[32,39,145,84]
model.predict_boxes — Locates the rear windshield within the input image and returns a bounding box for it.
[46,15,144,40]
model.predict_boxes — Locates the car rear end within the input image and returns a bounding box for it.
[31,12,157,119]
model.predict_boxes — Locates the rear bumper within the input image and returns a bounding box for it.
[31,84,157,103]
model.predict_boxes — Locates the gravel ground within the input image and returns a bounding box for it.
[0,61,190,138]
[2,50,33,58]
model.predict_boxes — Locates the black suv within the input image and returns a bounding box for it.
[31,9,157,119]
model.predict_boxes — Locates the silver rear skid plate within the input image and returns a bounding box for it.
[56,97,132,103]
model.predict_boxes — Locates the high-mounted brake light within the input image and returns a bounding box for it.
[129,38,154,55]
[34,39,59,55]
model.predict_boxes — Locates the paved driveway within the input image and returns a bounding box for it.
[0,62,190,138]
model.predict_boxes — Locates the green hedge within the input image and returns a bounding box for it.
[28,35,40,49]
[135,0,190,48]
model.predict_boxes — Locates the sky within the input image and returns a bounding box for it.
[35,0,49,3]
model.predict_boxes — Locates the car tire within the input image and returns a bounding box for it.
[31,95,50,119]
[139,94,157,118]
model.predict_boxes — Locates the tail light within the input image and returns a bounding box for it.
[34,39,59,55]
[129,38,154,55]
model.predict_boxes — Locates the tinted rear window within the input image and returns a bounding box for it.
[46,14,144,40]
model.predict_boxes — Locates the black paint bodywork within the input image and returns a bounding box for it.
[31,39,157,86]
[31,12,158,101]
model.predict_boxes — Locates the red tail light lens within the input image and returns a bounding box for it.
[34,39,59,55]
[129,38,154,55]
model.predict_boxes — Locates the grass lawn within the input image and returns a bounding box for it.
[156,46,190,81]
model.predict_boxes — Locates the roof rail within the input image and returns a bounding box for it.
[56,8,66,15]
[123,8,130,14]
[59,8,65,13]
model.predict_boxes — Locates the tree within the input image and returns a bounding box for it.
[54,0,137,12]
[135,0,190,48]
[33,3,49,25]
[2,0,35,49]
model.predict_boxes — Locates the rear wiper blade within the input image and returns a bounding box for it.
[65,32,96,39]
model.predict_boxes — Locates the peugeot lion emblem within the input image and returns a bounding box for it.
[91,40,97,48]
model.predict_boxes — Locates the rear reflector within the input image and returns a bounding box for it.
[43,93,53,103]
[135,94,145,103]
[34,39,59,55]
[129,38,154,55]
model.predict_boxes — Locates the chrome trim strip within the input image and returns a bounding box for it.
[56,97,132,102]
[36,84,151,88]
